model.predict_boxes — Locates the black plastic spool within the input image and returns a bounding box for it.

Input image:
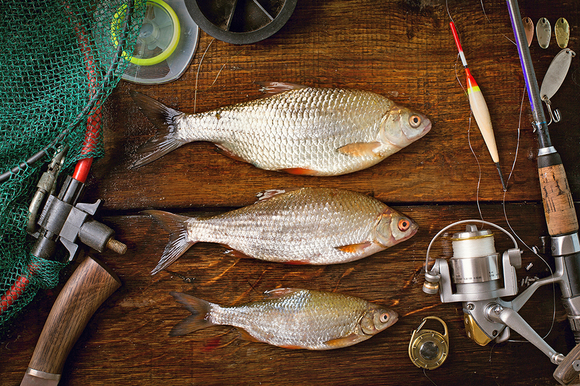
[184,0,297,45]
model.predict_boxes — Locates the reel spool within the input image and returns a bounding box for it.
[112,0,199,84]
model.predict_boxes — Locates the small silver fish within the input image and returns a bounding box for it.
[170,288,398,350]
[145,187,418,275]
[130,82,431,176]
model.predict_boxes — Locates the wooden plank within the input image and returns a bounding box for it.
[0,203,573,386]
[83,0,580,211]
[3,0,580,385]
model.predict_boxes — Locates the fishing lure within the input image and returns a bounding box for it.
[540,48,576,125]
[522,17,534,47]
[555,18,570,49]
[536,18,551,49]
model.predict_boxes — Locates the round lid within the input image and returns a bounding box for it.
[185,0,297,45]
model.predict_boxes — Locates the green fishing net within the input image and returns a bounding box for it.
[0,0,146,331]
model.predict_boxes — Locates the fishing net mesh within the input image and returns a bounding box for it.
[0,0,146,331]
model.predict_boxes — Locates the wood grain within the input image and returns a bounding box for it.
[2,0,580,385]
[27,256,121,377]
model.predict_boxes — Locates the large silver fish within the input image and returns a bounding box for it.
[130,82,431,176]
[170,288,398,350]
[145,187,418,275]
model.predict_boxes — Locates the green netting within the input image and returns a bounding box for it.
[0,0,146,331]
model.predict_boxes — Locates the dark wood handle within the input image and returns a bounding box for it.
[27,256,121,376]
[538,161,578,236]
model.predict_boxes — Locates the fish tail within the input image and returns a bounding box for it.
[129,91,186,169]
[144,210,197,275]
[169,292,214,336]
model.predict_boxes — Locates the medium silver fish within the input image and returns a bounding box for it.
[170,288,398,350]
[130,82,431,176]
[145,187,418,275]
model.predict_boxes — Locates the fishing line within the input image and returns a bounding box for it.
[193,38,244,114]
[467,114,484,221]
[500,86,557,343]
[193,37,216,114]
[488,72,557,343]
[422,367,439,386]
[479,0,516,46]
[446,0,558,348]
[451,36,483,220]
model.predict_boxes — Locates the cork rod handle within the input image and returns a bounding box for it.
[538,155,579,236]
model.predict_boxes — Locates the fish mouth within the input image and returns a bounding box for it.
[387,312,399,328]
[403,118,432,141]
[413,120,432,139]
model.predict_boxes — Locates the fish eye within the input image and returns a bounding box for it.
[409,115,422,128]
[379,312,390,323]
[398,218,411,232]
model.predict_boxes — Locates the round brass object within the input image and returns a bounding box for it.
[409,316,449,370]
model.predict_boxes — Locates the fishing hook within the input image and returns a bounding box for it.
[541,96,561,125]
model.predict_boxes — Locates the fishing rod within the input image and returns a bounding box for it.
[423,2,580,384]
[507,1,580,383]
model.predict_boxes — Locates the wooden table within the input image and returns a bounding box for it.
[2,0,580,385]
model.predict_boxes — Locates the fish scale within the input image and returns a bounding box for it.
[145,188,418,275]
[210,291,368,348]
[191,190,374,261]
[130,84,431,175]
[170,289,398,350]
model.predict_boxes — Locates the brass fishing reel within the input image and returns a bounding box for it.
[408,316,449,370]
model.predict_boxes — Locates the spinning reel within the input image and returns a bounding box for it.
[423,220,580,385]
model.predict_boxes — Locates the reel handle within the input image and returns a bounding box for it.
[554,342,580,385]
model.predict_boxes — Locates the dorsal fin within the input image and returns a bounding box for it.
[263,288,301,299]
[256,189,288,202]
[255,81,308,96]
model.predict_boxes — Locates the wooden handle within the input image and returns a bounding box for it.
[538,156,578,236]
[27,256,121,377]
[554,342,580,385]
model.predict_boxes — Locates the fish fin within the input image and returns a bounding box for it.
[255,81,308,95]
[335,241,373,254]
[256,189,287,201]
[255,188,302,202]
[144,210,196,275]
[222,247,254,259]
[169,292,214,336]
[337,142,382,157]
[214,144,250,164]
[263,288,300,299]
[236,327,261,342]
[129,91,186,169]
[285,260,310,265]
[324,333,363,348]
[279,167,319,176]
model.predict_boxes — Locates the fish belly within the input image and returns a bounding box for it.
[177,88,394,175]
